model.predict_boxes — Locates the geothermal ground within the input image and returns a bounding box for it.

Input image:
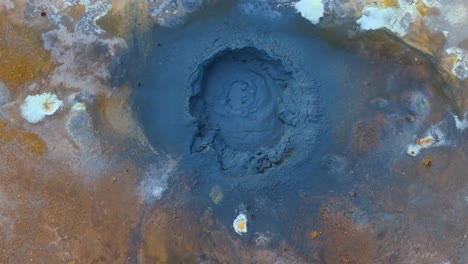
[0,1,467,264]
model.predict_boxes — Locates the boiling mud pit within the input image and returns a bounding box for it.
[133,9,347,178]
[0,1,467,264]
[189,47,318,173]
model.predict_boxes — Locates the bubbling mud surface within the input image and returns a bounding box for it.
[191,48,287,152]
[189,47,320,172]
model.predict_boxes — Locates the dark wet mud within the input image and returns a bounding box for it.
[127,2,467,264]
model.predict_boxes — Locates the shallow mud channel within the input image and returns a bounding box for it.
[128,3,467,264]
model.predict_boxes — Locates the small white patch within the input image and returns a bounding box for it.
[139,165,169,201]
[407,144,421,157]
[294,0,324,24]
[357,1,423,36]
[21,93,63,123]
[71,102,86,112]
[446,47,468,80]
[452,112,468,130]
[358,6,399,33]
[150,186,165,198]
[139,160,176,202]
[233,213,248,235]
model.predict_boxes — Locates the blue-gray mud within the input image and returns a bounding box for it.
[129,2,466,263]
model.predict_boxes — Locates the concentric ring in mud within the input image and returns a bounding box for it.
[190,48,287,151]
[190,47,320,173]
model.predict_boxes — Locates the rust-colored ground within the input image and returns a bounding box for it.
[0,139,141,263]
[0,12,53,92]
